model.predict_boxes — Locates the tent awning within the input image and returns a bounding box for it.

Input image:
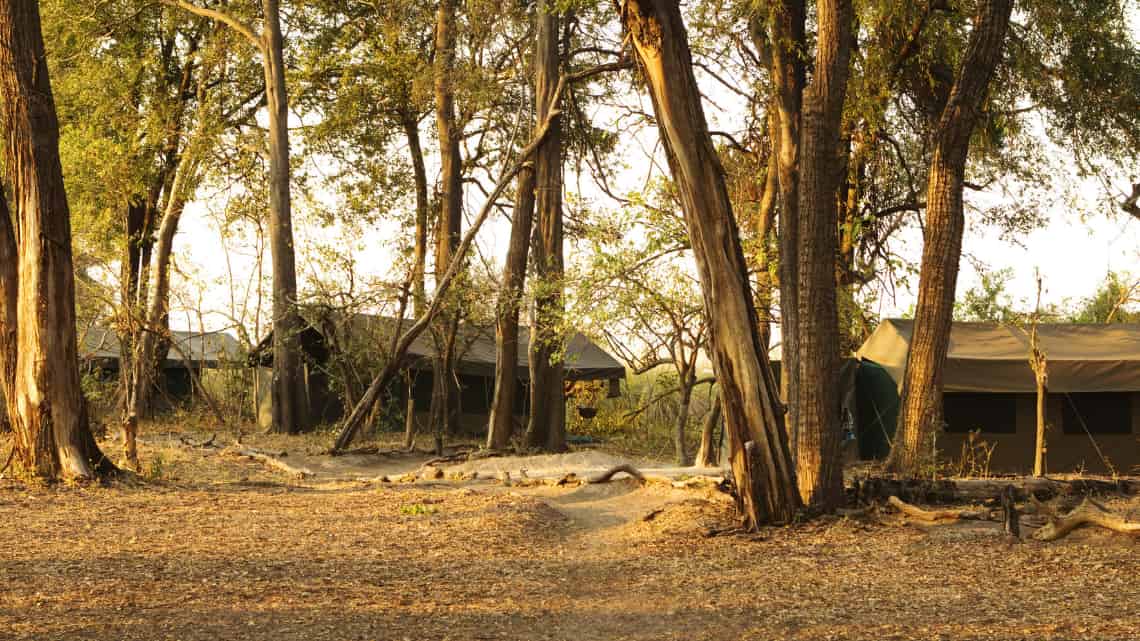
[856,319,1140,393]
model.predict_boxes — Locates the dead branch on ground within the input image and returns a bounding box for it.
[1033,497,1140,541]
[587,464,646,484]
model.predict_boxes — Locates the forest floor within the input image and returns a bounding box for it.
[2,425,1139,640]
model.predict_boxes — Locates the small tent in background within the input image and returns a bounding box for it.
[250,313,626,434]
[854,319,1140,474]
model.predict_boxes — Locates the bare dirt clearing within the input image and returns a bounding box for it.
[2,431,1139,640]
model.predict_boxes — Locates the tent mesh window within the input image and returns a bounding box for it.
[1061,392,1132,435]
[943,393,1017,434]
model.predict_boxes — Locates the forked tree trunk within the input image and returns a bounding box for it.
[792,0,852,509]
[887,0,1014,475]
[619,0,800,527]
[525,0,565,452]
[124,154,197,468]
[487,165,536,449]
[694,399,722,467]
[430,0,463,438]
[263,0,307,434]
[0,0,112,478]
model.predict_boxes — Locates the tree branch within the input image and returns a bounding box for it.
[161,0,264,52]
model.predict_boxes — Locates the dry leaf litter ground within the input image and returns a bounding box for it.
[1,428,1138,640]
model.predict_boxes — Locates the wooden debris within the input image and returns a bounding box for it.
[887,496,991,522]
[1033,498,1140,541]
[1001,484,1020,538]
[855,477,1140,504]
[228,447,313,480]
[587,464,646,484]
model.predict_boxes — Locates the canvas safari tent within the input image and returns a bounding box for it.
[80,325,244,397]
[855,319,1140,474]
[251,313,626,433]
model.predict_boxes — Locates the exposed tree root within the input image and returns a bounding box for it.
[1032,498,1140,541]
[227,447,313,480]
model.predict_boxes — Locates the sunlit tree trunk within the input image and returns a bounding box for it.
[619,0,799,527]
[888,0,1014,475]
[262,0,306,434]
[430,0,462,439]
[793,0,852,509]
[525,0,565,452]
[0,0,112,478]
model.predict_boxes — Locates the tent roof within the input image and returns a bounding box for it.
[856,318,1140,393]
[255,313,626,382]
[81,325,244,368]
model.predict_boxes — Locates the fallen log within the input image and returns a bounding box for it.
[854,477,1140,505]
[227,447,313,480]
[887,496,992,522]
[587,464,646,484]
[1033,498,1140,541]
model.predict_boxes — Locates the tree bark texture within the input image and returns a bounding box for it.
[793,0,852,508]
[619,0,800,527]
[430,0,462,438]
[888,0,1014,475]
[764,0,804,445]
[0,189,17,427]
[263,0,307,434]
[487,165,536,449]
[525,0,565,452]
[0,0,111,478]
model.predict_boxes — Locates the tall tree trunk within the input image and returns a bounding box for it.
[401,112,429,450]
[525,0,565,452]
[673,373,694,466]
[754,124,778,349]
[262,0,306,434]
[887,0,1014,475]
[487,166,536,449]
[430,0,462,439]
[0,0,112,478]
[761,1,805,451]
[793,0,852,509]
[0,189,17,428]
[619,0,800,527]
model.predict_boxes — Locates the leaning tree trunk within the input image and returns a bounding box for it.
[430,0,463,439]
[525,0,566,452]
[487,164,536,449]
[792,0,852,509]
[619,0,800,527]
[0,0,112,478]
[401,112,429,450]
[263,0,307,434]
[887,0,1014,475]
